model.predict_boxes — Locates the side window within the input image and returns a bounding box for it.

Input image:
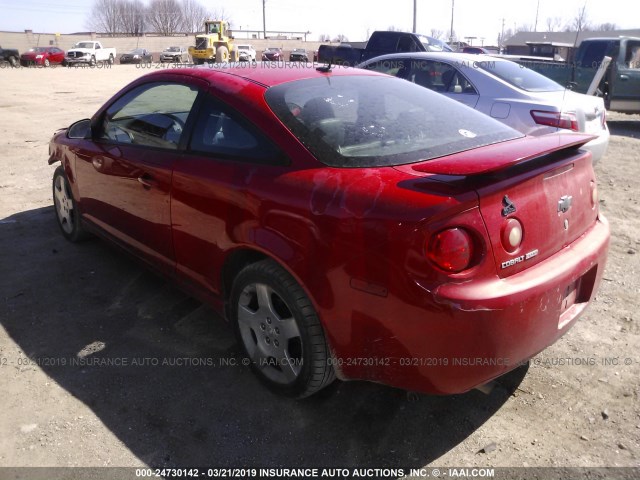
[99,82,198,150]
[189,97,286,165]
[407,60,477,94]
[406,59,439,90]
[364,58,409,78]
[625,42,640,69]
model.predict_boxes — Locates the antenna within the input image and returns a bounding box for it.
[316,60,332,73]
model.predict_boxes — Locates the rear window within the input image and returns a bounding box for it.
[478,60,564,92]
[265,75,521,168]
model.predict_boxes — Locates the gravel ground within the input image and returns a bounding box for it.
[0,65,638,478]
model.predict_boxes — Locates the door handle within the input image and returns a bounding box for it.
[619,74,629,81]
[137,174,158,189]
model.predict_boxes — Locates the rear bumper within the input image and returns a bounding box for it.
[582,127,609,164]
[332,216,609,394]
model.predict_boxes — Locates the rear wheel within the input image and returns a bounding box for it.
[52,166,90,242]
[8,56,18,67]
[230,260,335,398]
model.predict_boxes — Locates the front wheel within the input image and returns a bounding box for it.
[216,45,229,63]
[230,260,335,398]
[108,55,114,65]
[52,166,90,242]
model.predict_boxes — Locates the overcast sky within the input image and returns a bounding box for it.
[0,0,636,45]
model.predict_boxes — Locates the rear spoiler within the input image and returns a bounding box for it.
[411,133,595,176]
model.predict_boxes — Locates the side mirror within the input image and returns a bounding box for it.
[67,118,92,139]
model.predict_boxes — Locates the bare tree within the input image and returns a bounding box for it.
[497,27,514,47]
[430,28,444,39]
[387,25,401,32]
[209,7,233,29]
[181,0,208,33]
[147,0,183,35]
[120,0,145,36]
[333,34,348,43]
[567,4,589,32]
[318,34,331,42]
[516,23,534,33]
[86,0,121,35]
[595,22,617,31]
[545,16,562,32]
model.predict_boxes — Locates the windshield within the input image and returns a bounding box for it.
[418,36,453,52]
[75,42,94,49]
[238,45,251,50]
[265,75,521,168]
[129,49,145,55]
[479,60,564,92]
[166,47,180,52]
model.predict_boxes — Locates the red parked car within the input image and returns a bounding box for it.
[48,65,609,398]
[20,46,65,67]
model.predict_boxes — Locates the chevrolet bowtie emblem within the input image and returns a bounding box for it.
[501,195,516,216]
[558,195,573,214]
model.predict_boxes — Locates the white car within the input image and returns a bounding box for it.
[236,44,256,62]
[359,52,609,163]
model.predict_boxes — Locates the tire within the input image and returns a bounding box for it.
[9,56,18,67]
[89,56,96,67]
[230,260,335,398]
[108,55,114,65]
[52,166,90,242]
[44,58,50,67]
[215,45,229,63]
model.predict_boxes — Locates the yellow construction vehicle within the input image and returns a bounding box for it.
[189,20,237,64]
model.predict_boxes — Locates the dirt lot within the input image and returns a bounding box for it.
[0,64,639,477]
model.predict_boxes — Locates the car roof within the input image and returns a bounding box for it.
[361,51,508,65]
[162,63,380,87]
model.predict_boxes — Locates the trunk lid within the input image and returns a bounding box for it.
[396,133,599,278]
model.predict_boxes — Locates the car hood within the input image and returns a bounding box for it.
[21,52,39,58]
[68,48,92,54]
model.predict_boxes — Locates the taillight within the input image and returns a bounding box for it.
[427,228,473,273]
[530,110,579,131]
[501,218,523,253]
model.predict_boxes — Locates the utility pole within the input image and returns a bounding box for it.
[500,17,505,53]
[534,0,540,31]
[412,0,417,33]
[449,0,454,43]
[262,0,266,39]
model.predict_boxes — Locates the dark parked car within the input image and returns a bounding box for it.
[318,30,453,66]
[20,46,65,67]
[120,48,152,64]
[289,48,309,62]
[160,46,189,63]
[49,64,609,398]
[261,47,283,61]
[0,45,20,67]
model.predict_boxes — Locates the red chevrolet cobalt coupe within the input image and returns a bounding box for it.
[48,64,609,398]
